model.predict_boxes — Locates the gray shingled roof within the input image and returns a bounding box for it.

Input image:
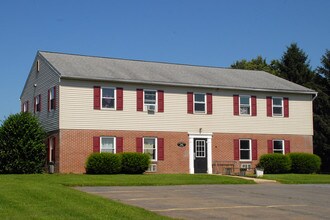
[39,51,315,94]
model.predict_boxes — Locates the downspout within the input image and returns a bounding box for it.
[312,92,318,101]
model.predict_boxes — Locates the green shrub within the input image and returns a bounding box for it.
[121,153,150,174]
[258,154,291,174]
[288,153,321,174]
[85,153,122,174]
[0,112,46,174]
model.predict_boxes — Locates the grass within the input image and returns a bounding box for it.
[262,174,330,184]
[0,174,253,219]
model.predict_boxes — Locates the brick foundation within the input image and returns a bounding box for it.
[53,129,313,174]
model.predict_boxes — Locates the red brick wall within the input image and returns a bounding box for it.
[56,129,313,174]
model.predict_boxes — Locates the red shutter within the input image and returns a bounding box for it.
[93,86,101,110]
[116,87,123,110]
[158,90,164,112]
[234,139,239,160]
[158,138,164,160]
[284,140,291,154]
[251,96,257,116]
[136,137,143,153]
[93,136,100,153]
[39,94,42,112]
[34,97,36,113]
[187,92,193,114]
[284,97,289,117]
[53,86,57,110]
[266,96,272,117]
[52,137,56,162]
[252,139,258,160]
[233,95,239,115]
[116,137,123,153]
[207,93,212,114]
[267,140,273,153]
[136,89,143,111]
[47,138,50,162]
[48,89,50,112]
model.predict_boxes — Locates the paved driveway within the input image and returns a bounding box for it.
[76,184,330,220]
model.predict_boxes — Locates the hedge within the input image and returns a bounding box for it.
[85,152,150,174]
[288,153,321,174]
[258,154,291,174]
[85,153,122,174]
[121,153,150,174]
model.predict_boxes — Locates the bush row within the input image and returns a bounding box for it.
[258,153,321,174]
[85,152,150,174]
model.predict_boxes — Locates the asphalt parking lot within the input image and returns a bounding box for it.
[76,184,330,220]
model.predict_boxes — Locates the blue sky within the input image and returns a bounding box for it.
[0,0,329,121]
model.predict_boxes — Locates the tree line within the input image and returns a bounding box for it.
[231,43,330,172]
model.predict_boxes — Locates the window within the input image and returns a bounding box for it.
[143,137,157,161]
[194,93,205,113]
[49,87,56,111]
[35,95,41,112]
[102,88,116,109]
[240,139,251,161]
[240,95,250,115]
[23,101,28,113]
[101,137,116,153]
[273,140,284,154]
[272,97,283,116]
[144,90,156,110]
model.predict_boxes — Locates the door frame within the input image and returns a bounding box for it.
[188,133,212,174]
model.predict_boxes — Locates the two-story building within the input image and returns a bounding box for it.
[20,51,316,174]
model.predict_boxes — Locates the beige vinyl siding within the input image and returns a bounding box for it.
[60,79,313,135]
[20,55,59,132]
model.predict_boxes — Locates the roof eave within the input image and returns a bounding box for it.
[60,75,317,96]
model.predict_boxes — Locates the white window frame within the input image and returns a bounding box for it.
[49,87,56,111]
[100,137,116,153]
[273,139,285,154]
[272,97,283,117]
[239,139,252,161]
[35,95,41,112]
[144,90,157,111]
[101,87,116,110]
[143,137,157,161]
[239,95,251,116]
[194,93,206,114]
[23,101,28,112]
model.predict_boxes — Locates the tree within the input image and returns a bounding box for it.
[231,56,279,75]
[275,43,314,85]
[0,112,46,174]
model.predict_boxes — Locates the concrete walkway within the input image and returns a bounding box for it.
[229,175,278,184]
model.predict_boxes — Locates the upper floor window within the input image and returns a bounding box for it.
[240,95,250,115]
[23,101,29,113]
[272,97,283,116]
[273,140,284,154]
[102,87,116,109]
[35,95,41,112]
[240,139,251,161]
[101,137,116,153]
[49,86,56,111]
[143,137,157,161]
[194,93,205,113]
[144,90,156,110]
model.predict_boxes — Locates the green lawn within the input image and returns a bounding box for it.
[0,174,253,219]
[262,174,330,184]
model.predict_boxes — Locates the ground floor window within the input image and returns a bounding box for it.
[101,137,116,153]
[143,137,157,161]
[240,139,251,161]
[273,140,284,154]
